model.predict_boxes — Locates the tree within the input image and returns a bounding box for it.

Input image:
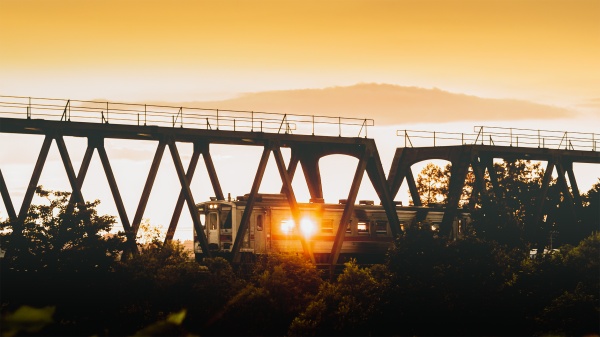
[0,187,126,273]
[210,253,322,336]
[288,260,386,336]
[0,187,127,336]
[414,162,448,205]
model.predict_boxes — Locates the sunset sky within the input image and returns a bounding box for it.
[2,0,599,108]
[1,0,598,239]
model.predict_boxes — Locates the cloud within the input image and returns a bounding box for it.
[149,83,572,125]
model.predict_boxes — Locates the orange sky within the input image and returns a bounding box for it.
[1,0,599,239]
[1,0,599,109]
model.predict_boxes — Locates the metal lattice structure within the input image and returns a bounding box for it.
[0,95,392,266]
[388,131,600,238]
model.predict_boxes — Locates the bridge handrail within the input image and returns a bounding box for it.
[0,95,374,138]
[398,126,599,151]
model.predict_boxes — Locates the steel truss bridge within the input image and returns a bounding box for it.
[1,95,599,266]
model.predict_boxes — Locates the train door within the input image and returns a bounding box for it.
[254,211,267,253]
[207,211,219,250]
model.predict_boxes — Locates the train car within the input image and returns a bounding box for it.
[194,194,469,264]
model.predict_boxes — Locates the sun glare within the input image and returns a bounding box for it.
[280,219,295,235]
[300,217,317,238]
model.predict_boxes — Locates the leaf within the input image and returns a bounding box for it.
[1,305,55,337]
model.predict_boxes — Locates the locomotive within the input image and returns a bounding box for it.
[194,193,470,264]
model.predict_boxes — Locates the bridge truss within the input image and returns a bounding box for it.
[0,96,392,266]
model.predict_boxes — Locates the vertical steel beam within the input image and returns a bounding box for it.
[165,146,201,243]
[131,141,166,235]
[330,148,369,267]
[96,143,133,239]
[55,135,86,208]
[232,145,271,264]
[365,144,402,237]
[167,139,211,257]
[273,144,315,263]
[470,157,487,209]
[533,160,555,254]
[201,143,225,201]
[18,135,52,222]
[0,168,17,220]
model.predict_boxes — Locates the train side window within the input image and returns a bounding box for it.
[321,219,333,233]
[221,210,232,229]
[257,214,263,231]
[375,220,387,234]
[357,221,369,234]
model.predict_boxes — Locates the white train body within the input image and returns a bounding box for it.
[194,194,469,263]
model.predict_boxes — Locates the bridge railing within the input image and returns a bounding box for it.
[0,95,374,138]
[398,126,598,151]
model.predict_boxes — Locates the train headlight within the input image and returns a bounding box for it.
[280,219,295,234]
[300,217,317,238]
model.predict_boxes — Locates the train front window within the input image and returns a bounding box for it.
[221,209,232,229]
[208,213,218,230]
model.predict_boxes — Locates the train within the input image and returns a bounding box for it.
[194,193,470,264]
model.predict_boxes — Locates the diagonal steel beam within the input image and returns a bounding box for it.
[483,157,502,199]
[330,147,369,267]
[131,141,166,235]
[0,168,17,220]
[55,135,86,208]
[232,145,271,264]
[440,150,471,238]
[273,144,315,263]
[165,145,201,243]
[405,167,421,206]
[65,144,95,214]
[201,143,224,201]
[564,161,583,214]
[555,161,578,221]
[168,139,211,257]
[365,143,402,237]
[96,143,133,240]
[18,135,52,222]
[280,148,300,195]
